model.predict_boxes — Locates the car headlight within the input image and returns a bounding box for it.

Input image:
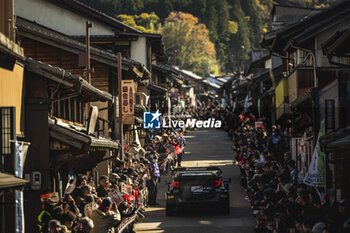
[167,195,175,199]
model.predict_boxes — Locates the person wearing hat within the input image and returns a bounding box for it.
[312,222,326,233]
[48,219,64,233]
[109,173,120,185]
[96,175,110,198]
[90,197,121,233]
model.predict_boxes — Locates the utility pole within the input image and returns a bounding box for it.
[85,21,93,83]
[117,52,123,159]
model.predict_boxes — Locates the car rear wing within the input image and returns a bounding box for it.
[172,166,222,175]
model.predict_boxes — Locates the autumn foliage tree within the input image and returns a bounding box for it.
[163,12,218,76]
[82,0,340,73]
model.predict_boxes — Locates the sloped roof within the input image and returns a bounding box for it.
[322,26,350,57]
[48,0,141,33]
[174,67,203,80]
[17,17,149,76]
[262,0,350,53]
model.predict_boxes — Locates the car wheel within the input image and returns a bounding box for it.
[166,204,177,216]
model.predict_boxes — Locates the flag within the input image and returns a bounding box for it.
[175,145,182,155]
[304,121,325,187]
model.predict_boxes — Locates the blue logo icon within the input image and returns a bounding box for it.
[143,110,161,129]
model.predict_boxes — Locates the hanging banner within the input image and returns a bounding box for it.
[122,80,135,125]
[304,121,325,187]
[16,141,29,233]
[243,95,249,113]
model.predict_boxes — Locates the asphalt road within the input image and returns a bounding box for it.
[135,129,255,233]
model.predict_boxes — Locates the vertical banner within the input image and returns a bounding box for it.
[15,141,29,233]
[121,80,135,125]
[243,95,249,113]
[304,121,325,188]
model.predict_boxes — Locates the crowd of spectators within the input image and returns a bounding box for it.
[38,130,185,233]
[38,100,350,233]
[220,109,350,233]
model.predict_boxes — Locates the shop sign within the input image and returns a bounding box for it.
[122,80,134,125]
[275,78,289,108]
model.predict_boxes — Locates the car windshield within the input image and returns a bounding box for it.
[177,174,216,186]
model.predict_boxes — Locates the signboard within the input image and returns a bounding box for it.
[109,190,125,205]
[254,121,263,129]
[288,71,297,103]
[290,137,313,176]
[121,183,133,196]
[122,80,134,125]
[275,78,289,108]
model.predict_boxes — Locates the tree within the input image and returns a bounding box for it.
[240,0,264,49]
[162,12,218,76]
[116,13,161,33]
[227,0,251,72]
[79,0,340,74]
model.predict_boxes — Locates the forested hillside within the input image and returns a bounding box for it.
[80,0,340,75]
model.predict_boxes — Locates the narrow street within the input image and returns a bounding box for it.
[135,129,255,233]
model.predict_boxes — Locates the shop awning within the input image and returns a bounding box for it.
[327,135,350,150]
[0,172,28,190]
[26,58,112,102]
[148,84,167,93]
[49,117,119,151]
[320,126,350,152]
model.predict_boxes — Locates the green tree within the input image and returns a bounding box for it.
[207,5,219,43]
[227,0,251,72]
[240,0,264,49]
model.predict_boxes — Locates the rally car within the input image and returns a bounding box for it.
[165,166,231,216]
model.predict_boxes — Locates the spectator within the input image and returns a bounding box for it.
[48,220,63,233]
[96,176,109,198]
[60,211,76,233]
[147,154,160,206]
[90,197,121,233]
